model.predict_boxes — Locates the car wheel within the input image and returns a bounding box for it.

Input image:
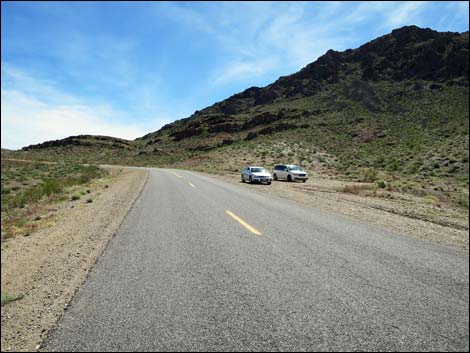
[241,174,245,183]
[287,175,292,182]
[267,181,271,185]
[302,179,307,183]
[273,173,278,181]
[249,176,253,184]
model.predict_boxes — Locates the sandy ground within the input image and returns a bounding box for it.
[209,172,469,252]
[1,168,148,352]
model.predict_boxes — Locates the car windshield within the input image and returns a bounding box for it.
[251,168,266,173]
[288,166,303,171]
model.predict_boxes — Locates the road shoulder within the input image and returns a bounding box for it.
[198,171,469,252]
[1,167,148,352]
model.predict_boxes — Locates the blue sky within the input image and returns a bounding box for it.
[1,1,469,149]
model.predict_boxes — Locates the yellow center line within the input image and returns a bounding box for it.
[225,210,262,236]
[171,172,183,178]
[188,182,196,188]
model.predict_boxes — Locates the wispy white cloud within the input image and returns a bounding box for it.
[1,89,149,150]
[155,2,214,34]
[207,1,445,87]
[385,1,428,28]
[443,1,470,30]
[1,63,193,150]
[344,1,395,23]
[212,58,280,86]
[2,65,78,104]
[208,2,353,86]
[1,67,149,149]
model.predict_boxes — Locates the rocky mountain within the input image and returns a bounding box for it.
[8,25,469,206]
[138,25,467,143]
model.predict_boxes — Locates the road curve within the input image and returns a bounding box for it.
[42,168,469,352]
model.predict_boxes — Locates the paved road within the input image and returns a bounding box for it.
[42,168,469,352]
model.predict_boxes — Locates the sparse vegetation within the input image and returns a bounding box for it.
[457,194,469,209]
[1,293,23,306]
[342,183,376,194]
[1,160,106,241]
[376,180,387,189]
[359,168,378,183]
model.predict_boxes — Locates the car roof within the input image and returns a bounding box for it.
[274,164,297,167]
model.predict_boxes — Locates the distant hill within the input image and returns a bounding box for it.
[8,25,469,206]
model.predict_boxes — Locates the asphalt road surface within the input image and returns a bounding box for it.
[42,168,469,352]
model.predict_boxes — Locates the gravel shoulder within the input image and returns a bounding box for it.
[1,167,148,352]
[206,172,469,252]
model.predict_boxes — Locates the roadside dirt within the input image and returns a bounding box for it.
[211,172,469,252]
[1,167,148,352]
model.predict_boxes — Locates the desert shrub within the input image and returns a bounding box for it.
[15,218,26,227]
[40,179,63,196]
[1,293,23,306]
[424,195,440,205]
[448,165,460,174]
[343,185,361,194]
[376,180,387,188]
[343,182,376,194]
[71,194,81,201]
[457,194,469,209]
[10,179,63,207]
[386,160,401,172]
[359,168,378,182]
[31,162,43,170]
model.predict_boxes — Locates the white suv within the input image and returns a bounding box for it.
[241,166,272,184]
[273,164,308,182]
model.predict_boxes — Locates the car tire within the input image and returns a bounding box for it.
[267,181,271,185]
[249,176,253,184]
[241,175,245,183]
[287,175,292,182]
[302,179,306,183]
[273,173,278,181]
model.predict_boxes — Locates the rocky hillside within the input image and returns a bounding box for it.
[7,25,469,206]
[138,26,468,145]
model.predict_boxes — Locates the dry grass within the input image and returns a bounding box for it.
[342,183,376,194]
[1,160,107,241]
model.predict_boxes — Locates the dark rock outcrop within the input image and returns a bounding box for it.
[22,135,129,151]
[208,123,242,133]
[169,127,203,141]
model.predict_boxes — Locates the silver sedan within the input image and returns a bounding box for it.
[241,166,273,184]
